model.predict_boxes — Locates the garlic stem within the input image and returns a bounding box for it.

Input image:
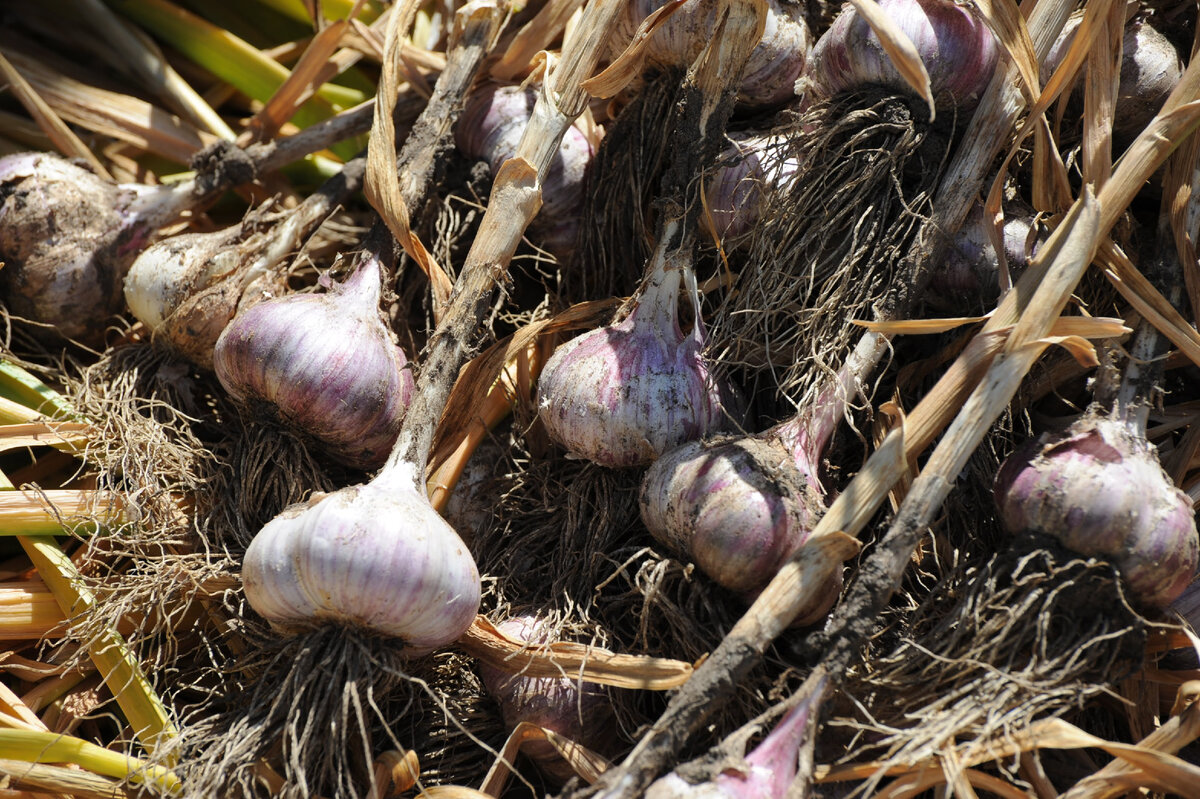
[388,0,626,478]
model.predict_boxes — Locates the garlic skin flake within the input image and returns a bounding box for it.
[242,463,481,653]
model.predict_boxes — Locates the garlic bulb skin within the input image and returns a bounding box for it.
[124,227,244,333]
[802,0,999,110]
[0,152,182,343]
[1043,15,1182,141]
[618,0,812,107]
[537,268,730,468]
[213,258,415,470]
[994,415,1199,608]
[709,135,800,240]
[641,436,820,593]
[927,203,1042,312]
[242,461,481,651]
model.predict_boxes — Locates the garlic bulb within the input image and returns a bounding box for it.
[617,0,812,107]
[645,673,826,799]
[994,414,1199,608]
[709,134,800,241]
[802,0,999,110]
[1043,14,1183,142]
[479,614,614,784]
[0,152,192,343]
[456,84,594,257]
[641,436,821,594]
[125,227,245,335]
[213,256,415,470]
[537,262,732,468]
[126,157,366,368]
[641,360,854,617]
[927,202,1043,312]
[242,460,481,650]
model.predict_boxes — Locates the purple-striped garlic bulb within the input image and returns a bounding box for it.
[927,202,1043,312]
[242,459,481,652]
[537,256,732,468]
[1043,14,1183,142]
[456,84,594,257]
[801,0,999,111]
[479,614,614,784]
[640,361,852,620]
[709,134,800,240]
[213,255,415,470]
[617,0,812,107]
[0,152,194,343]
[994,414,1199,608]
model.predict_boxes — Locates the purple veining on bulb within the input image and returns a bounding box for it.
[641,359,855,605]
[537,264,730,467]
[803,0,998,110]
[214,257,415,470]
[994,414,1199,607]
[456,85,594,256]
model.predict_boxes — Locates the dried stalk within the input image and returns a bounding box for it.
[390,0,627,476]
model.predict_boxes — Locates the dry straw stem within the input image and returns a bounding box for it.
[0,680,45,730]
[0,491,123,536]
[365,0,503,319]
[0,423,91,457]
[69,0,234,139]
[492,0,584,81]
[478,721,609,796]
[0,758,135,799]
[242,20,359,145]
[811,685,1200,795]
[0,48,214,167]
[459,616,692,690]
[0,51,109,177]
[0,730,179,793]
[0,581,66,641]
[390,0,626,476]
[17,536,178,762]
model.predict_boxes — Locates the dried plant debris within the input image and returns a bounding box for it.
[709,88,949,415]
[827,542,1148,791]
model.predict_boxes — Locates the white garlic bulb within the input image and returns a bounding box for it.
[243,461,481,652]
